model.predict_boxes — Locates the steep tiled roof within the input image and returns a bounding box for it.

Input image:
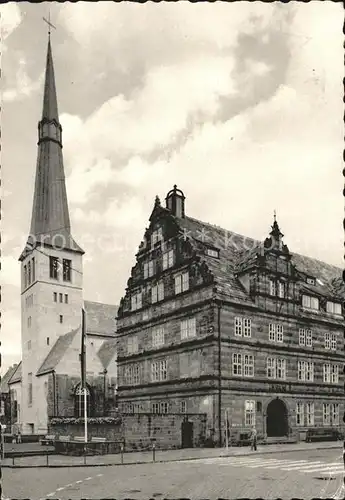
[97,339,117,369]
[0,365,19,393]
[36,329,79,376]
[8,362,22,385]
[84,301,118,336]
[177,215,343,304]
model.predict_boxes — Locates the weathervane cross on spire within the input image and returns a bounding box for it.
[43,10,56,38]
[274,209,277,222]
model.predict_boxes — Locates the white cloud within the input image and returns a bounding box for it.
[0,3,22,41]
[2,59,43,102]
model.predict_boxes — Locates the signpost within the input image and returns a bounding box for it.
[80,309,88,445]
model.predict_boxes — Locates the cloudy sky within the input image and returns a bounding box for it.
[1,2,343,371]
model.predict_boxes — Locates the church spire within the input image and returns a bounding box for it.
[22,38,83,258]
[42,38,59,122]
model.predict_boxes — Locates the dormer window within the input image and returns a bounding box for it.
[302,294,319,311]
[306,277,315,286]
[326,301,342,315]
[206,248,219,258]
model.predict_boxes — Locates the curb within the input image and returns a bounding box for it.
[2,443,341,469]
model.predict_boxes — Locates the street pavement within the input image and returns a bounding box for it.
[3,447,345,499]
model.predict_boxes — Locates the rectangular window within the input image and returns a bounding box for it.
[305,330,312,347]
[125,364,140,385]
[27,316,32,328]
[49,256,59,280]
[243,318,252,338]
[151,282,164,303]
[269,279,276,296]
[24,265,28,288]
[151,228,163,246]
[127,336,139,355]
[323,403,331,426]
[278,281,285,298]
[299,329,306,346]
[131,292,142,311]
[144,260,155,279]
[330,334,337,351]
[331,403,339,425]
[152,326,165,348]
[267,357,276,378]
[181,400,187,413]
[326,301,342,315]
[331,365,339,384]
[269,323,275,342]
[232,353,242,376]
[276,359,286,380]
[244,400,255,427]
[243,354,254,377]
[151,402,160,414]
[27,340,32,350]
[180,317,196,340]
[59,315,63,324]
[302,294,319,310]
[64,294,68,304]
[206,248,219,258]
[160,402,169,414]
[32,258,35,282]
[28,261,31,285]
[28,373,33,406]
[324,332,330,349]
[306,402,314,426]
[162,250,174,270]
[298,360,305,381]
[151,359,167,382]
[306,361,314,382]
[59,293,63,303]
[62,259,71,282]
[296,402,304,426]
[46,337,50,346]
[175,272,189,294]
[53,292,57,302]
[323,364,331,383]
[235,317,242,336]
[276,324,283,343]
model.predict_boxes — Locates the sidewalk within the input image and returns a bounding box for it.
[1,440,343,468]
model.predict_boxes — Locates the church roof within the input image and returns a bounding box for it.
[0,364,19,393]
[8,362,22,385]
[84,301,118,337]
[36,328,79,376]
[175,215,343,304]
[97,339,117,369]
[42,39,59,121]
[21,38,83,259]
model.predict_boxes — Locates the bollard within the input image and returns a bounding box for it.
[84,445,87,465]
[12,455,14,467]
[120,443,124,464]
[152,442,156,463]
[46,450,49,466]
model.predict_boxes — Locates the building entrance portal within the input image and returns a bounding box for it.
[266,398,288,437]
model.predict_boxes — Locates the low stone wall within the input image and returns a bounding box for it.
[49,413,207,452]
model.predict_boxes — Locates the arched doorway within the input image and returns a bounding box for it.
[266,398,288,437]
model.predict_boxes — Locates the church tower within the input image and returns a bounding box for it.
[18,38,84,434]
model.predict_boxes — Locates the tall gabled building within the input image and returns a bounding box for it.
[15,38,118,435]
[116,186,344,446]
